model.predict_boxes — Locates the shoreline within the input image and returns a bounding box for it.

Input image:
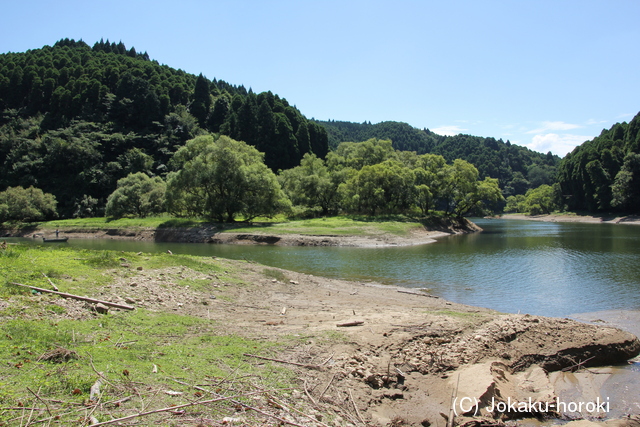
[1,217,481,247]
[501,213,640,225]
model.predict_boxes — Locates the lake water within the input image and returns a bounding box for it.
[9,218,640,318]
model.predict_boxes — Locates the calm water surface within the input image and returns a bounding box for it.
[15,219,640,318]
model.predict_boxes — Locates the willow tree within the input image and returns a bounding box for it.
[166,135,290,222]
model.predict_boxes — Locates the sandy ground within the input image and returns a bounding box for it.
[12,257,638,427]
[501,214,640,225]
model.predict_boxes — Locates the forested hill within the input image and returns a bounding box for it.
[0,39,328,215]
[556,112,640,213]
[316,119,560,197]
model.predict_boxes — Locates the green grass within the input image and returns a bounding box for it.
[7,214,456,244]
[19,215,212,230]
[228,215,426,237]
[430,309,490,320]
[262,268,289,283]
[0,244,294,425]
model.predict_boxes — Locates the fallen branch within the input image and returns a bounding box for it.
[319,352,335,366]
[349,388,366,426]
[168,378,315,427]
[397,289,439,298]
[243,353,322,370]
[42,273,59,291]
[561,355,596,372]
[303,379,318,407]
[88,391,266,426]
[320,373,336,398]
[26,387,52,417]
[267,393,332,427]
[9,283,135,310]
[336,321,364,327]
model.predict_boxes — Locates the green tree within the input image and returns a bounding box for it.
[340,160,415,215]
[166,135,290,222]
[520,184,560,215]
[105,172,166,218]
[413,154,447,215]
[191,74,211,126]
[0,186,58,223]
[440,159,503,217]
[504,194,526,213]
[278,153,340,215]
[611,153,640,212]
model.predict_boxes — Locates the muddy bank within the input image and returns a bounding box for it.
[502,213,640,225]
[1,217,481,247]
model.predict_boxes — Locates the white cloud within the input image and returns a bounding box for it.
[527,121,581,134]
[431,125,467,136]
[585,118,608,126]
[525,133,592,157]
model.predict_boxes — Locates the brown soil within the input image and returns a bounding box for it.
[11,258,639,427]
[501,214,640,225]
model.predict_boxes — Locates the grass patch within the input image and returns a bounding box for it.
[263,268,289,282]
[431,309,487,320]
[0,244,296,425]
[229,215,426,237]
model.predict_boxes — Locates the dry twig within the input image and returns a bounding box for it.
[243,352,322,370]
[349,388,366,426]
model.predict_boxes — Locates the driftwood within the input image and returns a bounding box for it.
[9,282,135,311]
[336,320,364,327]
[397,289,439,298]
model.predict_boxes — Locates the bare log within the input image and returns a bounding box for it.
[9,283,135,311]
[336,321,364,327]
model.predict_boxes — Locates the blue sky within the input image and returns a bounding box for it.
[1,0,639,157]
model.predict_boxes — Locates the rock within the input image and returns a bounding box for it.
[94,303,109,314]
[451,361,556,419]
[124,297,136,304]
[136,266,143,271]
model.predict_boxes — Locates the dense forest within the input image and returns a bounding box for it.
[556,113,640,213]
[316,120,560,197]
[0,39,328,216]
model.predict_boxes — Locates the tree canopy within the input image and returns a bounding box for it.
[556,112,640,213]
[166,135,291,222]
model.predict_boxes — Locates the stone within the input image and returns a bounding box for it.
[94,303,109,314]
